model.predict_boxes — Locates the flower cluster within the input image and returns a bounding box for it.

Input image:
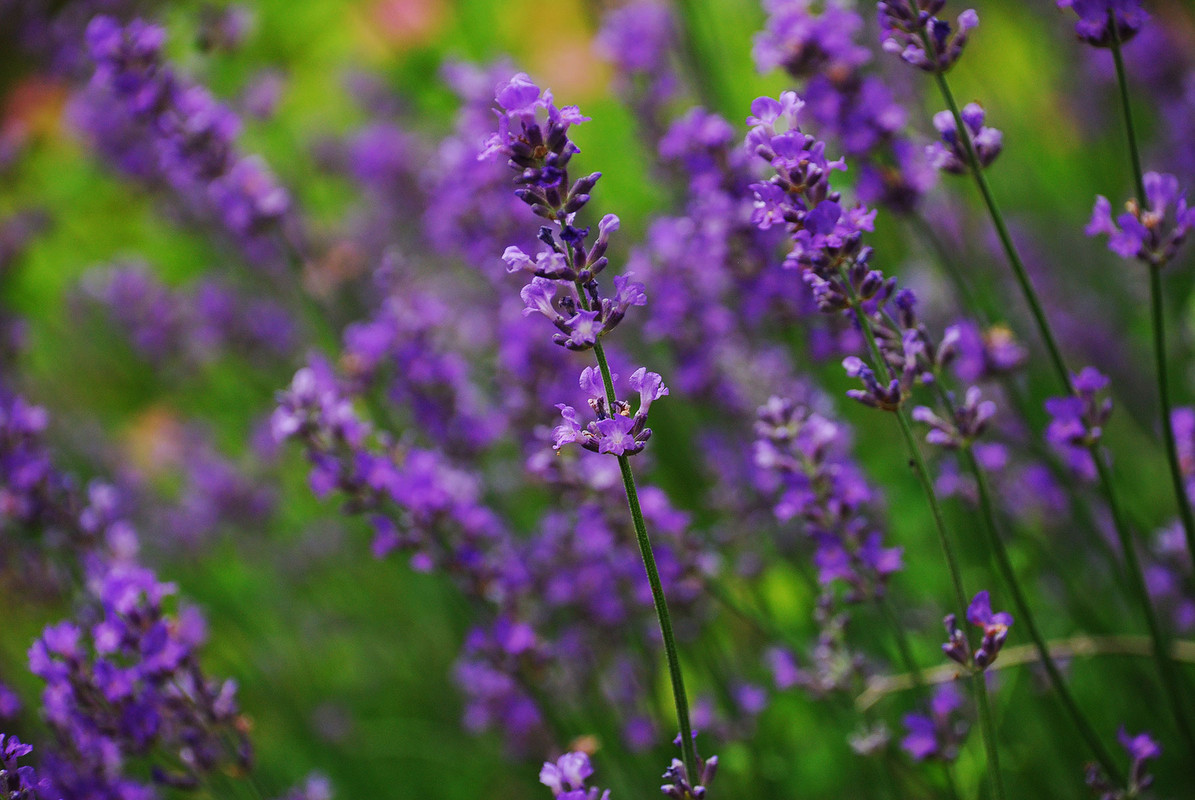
[540,752,610,800]
[1087,171,1195,267]
[29,563,249,796]
[927,103,1002,174]
[901,682,969,762]
[754,395,903,601]
[79,17,294,265]
[661,736,718,800]
[913,386,998,449]
[1045,368,1113,480]
[553,367,668,457]
[877,0,979,73]
[942,590,1013,670]
[0,735,47,800]
[1057,0,1148,48]
[1085,728,1161,799]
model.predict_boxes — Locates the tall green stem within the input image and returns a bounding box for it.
[971,674,1006,800]
[590,337,699,780]
[1109,30,1195,567]
[963,448,1124,781]
[927,62,1195,756]
[1093,454,1195,757]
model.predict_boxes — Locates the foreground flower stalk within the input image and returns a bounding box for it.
[483,73,701,785]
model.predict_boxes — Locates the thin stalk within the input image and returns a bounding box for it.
[971,674,1006,800]
[926,59,1195,755]
[964,448,1124,781]
[880,594,927,694]
[1110,27,1195,566]
[1148,264,1195,561]
[1093,453,1195,757]
[590,337,699,781]
[929,69,1072,392]
[839,268,969,619]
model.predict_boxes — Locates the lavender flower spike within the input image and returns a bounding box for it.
[942,590,1013,670]
[540,752,611,800]
[927,103,1002,174]
[553,366,667,456]
[877,0,979,73]
[1057,0,1148,47]
[0,735,47,799]
[1086,727,1161,799]
[1087,172,1195,268]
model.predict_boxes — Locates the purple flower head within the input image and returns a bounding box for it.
[1090,727,1161,798]
[1087,172,1195,267]
[1057,0,1148,47]
[878,0,979,72]
[927,103,1002,174]
[912,385,997,448]
[540,752,610,800]
[552,367,667,457]
[1045,367,1112,480]
[661,739,718,800]
[0,734,46,799]
[842,357,903,411]
[753,0,871,78]
[901,682,968,762]
[966,590,1013,668]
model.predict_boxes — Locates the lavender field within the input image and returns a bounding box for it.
[2,0,1194,798]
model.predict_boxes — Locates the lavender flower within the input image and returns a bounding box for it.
[1087,172,1195,267]
[1057,0,1148,47]
[1086,727,1161,799]
[0,734,48,799]
[753,0,870,78]
[1045,367,1112,480]
[661,735,717,800]
[877,0,979,73]
[553,367,667,456]
[943,590,1013,670]
[912,386,997,448]
[901,682,969,761]
[540,752,610,800]
[927,103,1002,174]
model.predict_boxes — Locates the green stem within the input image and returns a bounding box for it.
[1093,453,1195,758]
[971,673,1007,800]
[930,70,1073,392]
[1148,265,1195,564]
[1110,28,1195,570]
[963,448,1124,782]
[590,338,699,782]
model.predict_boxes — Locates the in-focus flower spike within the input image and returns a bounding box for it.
[661,734,717,800]
[927,103,1002,174]
[1057,0,1148,47]
[1086,727,1161,799]
[942,590,1013,670]
[540,752,611,800]
[842,357,904,411]
[901,682,970,762]
[877,0,979,73]
[1087,172,1195,268]
[553,367,667,457]
[1045,367,1113,480]
[912,386,997,448]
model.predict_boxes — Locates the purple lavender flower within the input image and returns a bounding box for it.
[540,752,610,800]
[901,682,969,761]
[877,0,979,72]
[596,0,679,125]
[1086,727,1161,798]
[940,321,1028,383]
[272,774,333,800]
[943,591,1013,670]
[553,367,667,457]
[927,103,1002,174]
[1087,172,1195,267]
[0,734,46,799]
[1045,367,1112,480]
[753,0,871,77]
[660,734,718,800]
[1057,0,1148,47]
[0,684,19,721]
[912,386,997,448]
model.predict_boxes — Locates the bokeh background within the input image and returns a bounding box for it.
[3,0,1195,798]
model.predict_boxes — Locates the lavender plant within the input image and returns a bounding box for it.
[3,1,1195,799]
